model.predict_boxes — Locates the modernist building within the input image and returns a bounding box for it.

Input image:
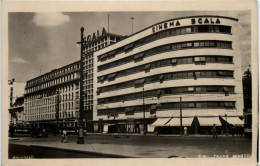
[24,61,81,129]
[93,15,244,134]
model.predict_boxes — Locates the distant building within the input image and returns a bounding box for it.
[24,61,81,128]
[8,81,26,125]
[93,15,244,134]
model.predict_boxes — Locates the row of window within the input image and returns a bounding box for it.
[97,70,234,93]
[97,86,234,104]
[97,25,232,63]
[26,84,79,100]
[98,40,232,72]
[26,72,80,94]
[26,111,78,121]
[97,101,236,116]
[27,63,80,88]
[98,56,233,82]
[25,101,79,114]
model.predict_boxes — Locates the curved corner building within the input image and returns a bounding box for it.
[93,15,244,134]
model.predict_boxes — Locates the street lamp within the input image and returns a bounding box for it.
[76,27,85,144]
[131,17,134,34]
[143,87,146,135]
[180,97,183,136]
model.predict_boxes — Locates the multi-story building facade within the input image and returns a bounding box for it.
[24,61,81,129]
[79,28,124,126]
[94,15,244,134]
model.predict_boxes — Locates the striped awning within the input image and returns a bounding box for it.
[223,117,244,125]
[151,118,171,126]
[165,118,194,127]
[198,117,222,126]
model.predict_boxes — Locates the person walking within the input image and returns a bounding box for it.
[61,129,67,143]
[212,124,218,139]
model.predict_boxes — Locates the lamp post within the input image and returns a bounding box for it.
[143,87,146,135]
[131,17,134,34]
[180,97,183,136]
[76,27,85,144]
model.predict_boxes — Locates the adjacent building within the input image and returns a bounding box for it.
[8,81,26,126]
[79,28,124,130]
[24,61,81,129]
[94,15,244,134]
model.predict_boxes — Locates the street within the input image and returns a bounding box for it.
[9,134,252,158]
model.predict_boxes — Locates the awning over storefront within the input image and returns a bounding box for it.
[198,117,222,126]
[151,118,171,126]
[222,117,244,125]
[165,118,194,127]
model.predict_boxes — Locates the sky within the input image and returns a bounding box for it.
[8,11,251,83]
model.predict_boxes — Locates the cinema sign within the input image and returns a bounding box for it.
[152,17,221,33]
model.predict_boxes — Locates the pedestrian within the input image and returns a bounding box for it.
[231,125,235,137]
[61,129,67,143]
[212,124,218,139]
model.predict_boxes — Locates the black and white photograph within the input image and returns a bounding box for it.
[2,1,258,166]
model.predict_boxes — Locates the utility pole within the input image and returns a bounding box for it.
[143,87,146,135]
[77,27,85,144]
[180,97,183,136]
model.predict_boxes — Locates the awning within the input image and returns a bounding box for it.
[150,105,157,110]
[125,107,135,112]
[159,75,164,80]
[108,50,116,56]
[165,118,194,127]
[99,76,104,81]
[144,64,151,69]
[198,117,222,126]
[194,57,200,62]
[134,53,144,59]
[171,59,177,64]
[107,73,117,79]
[134,78,145,85]
[151,118,171,126]
[200,57,206,61]
[124,43,134,50]
[222,117,244,125]
[100,54,108,59]
[223,87,229,92]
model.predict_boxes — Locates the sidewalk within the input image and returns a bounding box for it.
[9,134,251,158]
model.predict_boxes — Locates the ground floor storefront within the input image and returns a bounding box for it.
[91,116,245,135]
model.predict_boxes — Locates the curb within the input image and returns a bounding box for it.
[9,143,135,158]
